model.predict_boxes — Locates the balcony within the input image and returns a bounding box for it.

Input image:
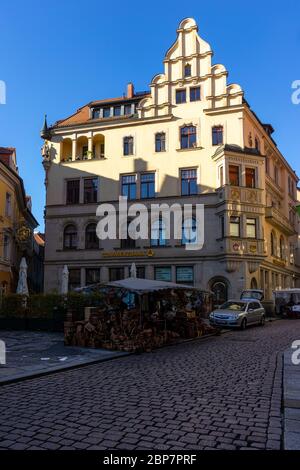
[217,185,263,205]
[265,206,296,236]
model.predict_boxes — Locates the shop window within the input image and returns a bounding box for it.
[176,266,194,285]
[154,266,171,282]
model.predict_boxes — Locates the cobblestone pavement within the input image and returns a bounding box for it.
[1,319,300,451]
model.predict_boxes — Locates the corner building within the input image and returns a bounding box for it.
[42,18,300,304]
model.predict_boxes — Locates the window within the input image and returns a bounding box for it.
[176,266,194,285]
[265,157,270,175]
[229,165,240,186]
[219,166,224,187]
[181,169,197,196]
[288,176,295,198]
[85,223,98,249]
[245,168,256,188]
[123,136,134,156]
[82,146,88,158]
[3,234,10,260]
[121,221,136,249]
[136,266,145,279]
[141,173,155,199]
[180,126,196,149]
[246,218,257,239]
[86,268,100,285]
[280,237,285,260]
[271,232,277,257]
[255,137,260,152]
[92,108,100,119]
[274,166,280,185]
[290,244,295,265]
[66,180,80,204]
[109,267,124,281]
[68,269,81,291]
[84,178,98,204]
[220,216,225,238]
[212,126,224,146]
[176,89,186,104]
[151,219,166,247]
[230,216,240,237]
[103,107,111,118]
[64,225,78,250]
[289,210,295,227]
[182,218,197,245]
[124,104,132,115]
[114,106,121,117]
[155,133,166,152]
[155,266,171,282]
[121,175,136,200]
[5,193,12,217]
[184,64,191,77]
[190,87,201,102]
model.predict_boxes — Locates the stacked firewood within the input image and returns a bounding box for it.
[64,307,216,352]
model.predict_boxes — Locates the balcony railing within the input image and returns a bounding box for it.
[218,185,263,205]
[265,206,296,236]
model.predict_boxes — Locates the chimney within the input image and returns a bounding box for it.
[127,82,134,99]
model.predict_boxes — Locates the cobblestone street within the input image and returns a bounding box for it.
[1,320,300,450]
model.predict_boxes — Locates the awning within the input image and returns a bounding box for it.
[104,277,197,294]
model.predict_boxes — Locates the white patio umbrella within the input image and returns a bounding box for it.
[130,262,137,278]
[16,257,29,296]
[61,265,69,294]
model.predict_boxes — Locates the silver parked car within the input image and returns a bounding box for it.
[209,300,265,330]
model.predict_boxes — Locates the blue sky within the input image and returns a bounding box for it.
[0,0,299,230]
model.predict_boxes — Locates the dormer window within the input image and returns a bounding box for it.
[103,107,111,118]
[124,104,132,115]
[92,108,100,119]
[184,64,191,77]
[114,106,121,117]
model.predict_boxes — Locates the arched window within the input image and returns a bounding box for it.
[271,231,277,257]
[184,64,191,77]
[210,278,229,307]
[182,218,197,245]
[180,126,196,149]
[64,225,78,250]
[251,278,258,289]
[85,223,98,250]
[151,219,166,247]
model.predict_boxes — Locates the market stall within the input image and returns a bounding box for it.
[64,277,215,352]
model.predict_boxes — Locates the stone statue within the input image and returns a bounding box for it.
[41,141,50,161]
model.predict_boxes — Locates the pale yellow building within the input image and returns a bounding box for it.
[0,147,38,293]
[41,17,300,305]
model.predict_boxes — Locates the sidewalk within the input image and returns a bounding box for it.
[283,348,300,450]
[0,330,129,385]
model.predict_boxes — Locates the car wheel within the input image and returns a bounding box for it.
[240,319,247,330]
[260,315,265,326]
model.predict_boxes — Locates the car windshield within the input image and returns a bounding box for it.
[220,301,247,311]
[241,290,263,300]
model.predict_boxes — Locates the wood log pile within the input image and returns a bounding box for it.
[64,307,217,353]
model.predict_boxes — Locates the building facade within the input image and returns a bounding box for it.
[42,18,300,303]
[0,147,39,293]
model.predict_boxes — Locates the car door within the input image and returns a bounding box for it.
[246,302,257,324]
[254,301,264,323]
